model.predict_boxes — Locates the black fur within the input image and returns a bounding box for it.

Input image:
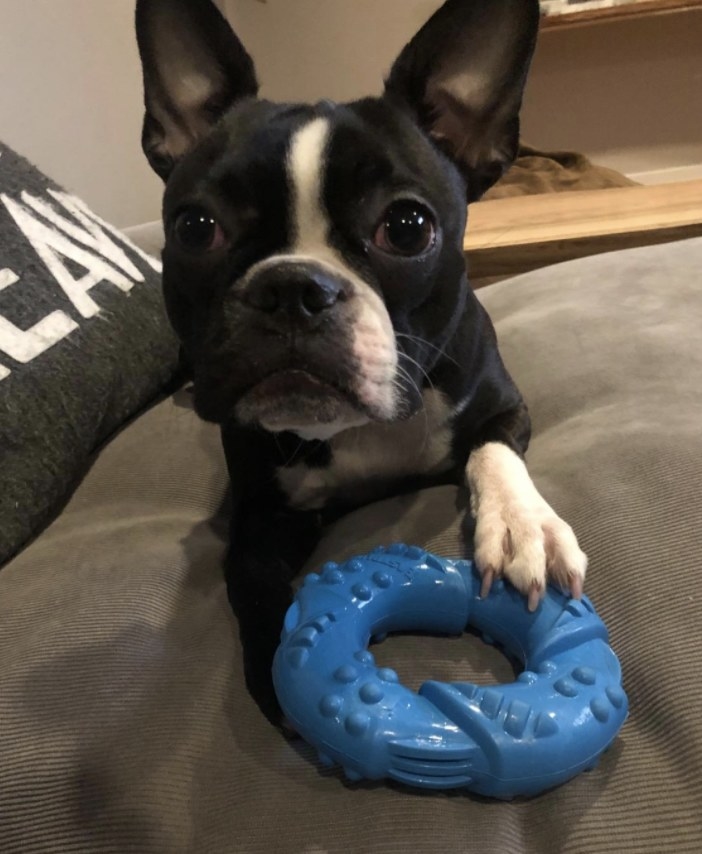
[136,0,539,725]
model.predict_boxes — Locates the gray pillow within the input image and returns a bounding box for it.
[0,142,179,565]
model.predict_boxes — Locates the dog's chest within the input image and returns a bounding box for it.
[276,389,455,510]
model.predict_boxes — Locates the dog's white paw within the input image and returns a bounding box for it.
[472,493,587,611]
[467,442,587,611]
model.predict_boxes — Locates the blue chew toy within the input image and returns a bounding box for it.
[273,545,628,799]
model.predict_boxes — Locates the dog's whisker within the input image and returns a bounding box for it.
[398,351,436,394]
[393,364,432,455]
[396,332,460,368]
[274,433,308,468]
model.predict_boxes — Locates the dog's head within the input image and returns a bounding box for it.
[136,0,538,440]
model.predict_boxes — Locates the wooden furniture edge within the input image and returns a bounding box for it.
[464,179,702,279]
[540,0,702,30]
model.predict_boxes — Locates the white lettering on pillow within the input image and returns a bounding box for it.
[0,190,162,382]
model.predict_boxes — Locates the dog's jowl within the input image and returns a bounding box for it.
[136,0,587,724]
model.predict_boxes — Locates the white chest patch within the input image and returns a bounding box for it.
[276,389,455,510]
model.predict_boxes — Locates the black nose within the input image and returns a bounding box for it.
[244,263,347,320]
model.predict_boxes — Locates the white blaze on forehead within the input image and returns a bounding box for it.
[274,117,400,427]
[287,117,331,251]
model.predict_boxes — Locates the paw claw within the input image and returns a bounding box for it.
[480,569,495,599]
[528,583,543,613]
[568,573,584,601]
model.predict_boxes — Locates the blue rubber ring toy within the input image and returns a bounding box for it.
[273,545,628,799]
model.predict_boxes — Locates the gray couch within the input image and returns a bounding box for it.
[2,234,701,853]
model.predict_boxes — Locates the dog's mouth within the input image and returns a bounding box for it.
[249,368,344,401]
[234,368,369,437]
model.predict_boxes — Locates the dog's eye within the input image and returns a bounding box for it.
[373,201,436,256]
[173,207,227,253]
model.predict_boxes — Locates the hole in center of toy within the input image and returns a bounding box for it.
[370,629,521,693]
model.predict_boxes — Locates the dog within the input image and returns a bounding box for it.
[136,0,587,726]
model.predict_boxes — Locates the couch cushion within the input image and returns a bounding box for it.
[0,142,179,565]
[1,238,701,852]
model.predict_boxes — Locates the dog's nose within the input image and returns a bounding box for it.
[244,264,347,320]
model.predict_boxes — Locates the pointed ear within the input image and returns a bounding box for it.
[135,0,258,180]
[384,0,539,201]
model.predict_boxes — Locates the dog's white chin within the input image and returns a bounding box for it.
[233,365,399,440]
[245,405,370,441]
[235,386,371,441]
[274,413,371,442]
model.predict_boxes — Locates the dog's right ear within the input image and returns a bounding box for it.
[136,0,258,180]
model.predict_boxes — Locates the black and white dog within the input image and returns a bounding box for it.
[136,0,587,725]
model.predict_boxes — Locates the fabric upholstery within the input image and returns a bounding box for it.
[0,142,179,565]
[1,238,701,852]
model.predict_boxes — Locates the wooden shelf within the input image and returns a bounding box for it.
[464,179,702,283]
[540,0,702,29]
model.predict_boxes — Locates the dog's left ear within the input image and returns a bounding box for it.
[136,0,258,180]
[384,0,539,201]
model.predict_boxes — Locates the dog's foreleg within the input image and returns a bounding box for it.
[225,505,321,727]
[466,441,587,611]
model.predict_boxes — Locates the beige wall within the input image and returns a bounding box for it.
[0,0,161,228]
[527,13,702,180]
[227,0,702,182]
[226,0,440,102]
[1,1,699,228]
